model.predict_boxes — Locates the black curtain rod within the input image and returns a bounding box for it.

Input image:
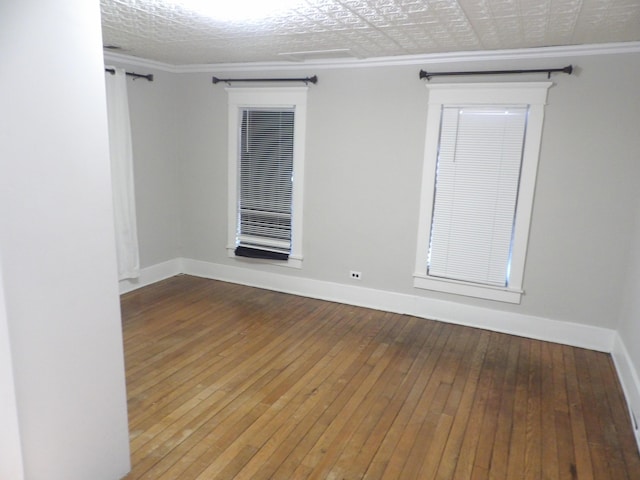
[212,75,317,85]
[419,65,573,81]
[105,68,154,82]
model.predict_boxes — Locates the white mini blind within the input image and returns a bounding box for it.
[238,108,295,254]
[428,106,528,287]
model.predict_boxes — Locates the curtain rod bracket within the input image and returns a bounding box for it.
[105,68,153,82]
[419,65,573,81]
[212,75,318,85]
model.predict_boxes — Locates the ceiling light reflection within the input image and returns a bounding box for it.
[176,0,304,22]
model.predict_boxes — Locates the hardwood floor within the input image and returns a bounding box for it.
[121,275,640,479]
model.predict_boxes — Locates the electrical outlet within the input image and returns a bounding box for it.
[350,271,362,280]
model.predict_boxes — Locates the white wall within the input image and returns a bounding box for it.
[0,1,131,479]
[0,256,24,480]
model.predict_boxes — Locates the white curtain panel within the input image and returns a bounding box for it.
[105,67,140,280]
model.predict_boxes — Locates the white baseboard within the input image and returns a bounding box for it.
[181,257,614,353]
[612,333,640,451]
[118,258,183,294]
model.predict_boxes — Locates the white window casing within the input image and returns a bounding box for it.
[227,87,308,269]
[414,82,552,303]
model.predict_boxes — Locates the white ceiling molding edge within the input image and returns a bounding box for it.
[102,50,183,72]
[104,41,640,74]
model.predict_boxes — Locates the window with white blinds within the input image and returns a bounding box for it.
[428,106,528,286]
[226,87,308,268]
[414,82,551,303]
[238,108,294,257]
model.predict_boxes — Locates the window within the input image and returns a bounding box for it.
[227,87,308,268]
[414,82,551,303]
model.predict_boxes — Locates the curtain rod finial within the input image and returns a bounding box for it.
[419,70,431,81]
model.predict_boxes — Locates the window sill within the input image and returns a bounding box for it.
[413,274,522,304]
[227,247,302,269]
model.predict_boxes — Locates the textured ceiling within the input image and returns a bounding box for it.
[100,0,640,65]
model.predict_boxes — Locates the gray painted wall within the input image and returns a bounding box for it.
[619,182,640,387]
[116,45,640,451]
[125,69,183,267]
[152,53,639,331]
[117,54,640,430]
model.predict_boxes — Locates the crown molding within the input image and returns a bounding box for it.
[104,41,640,74]
[103,51,183,73]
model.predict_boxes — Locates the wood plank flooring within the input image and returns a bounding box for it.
[120,275,640,479]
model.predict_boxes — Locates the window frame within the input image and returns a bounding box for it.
[226,87,308,269]
[414,82,552,303]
